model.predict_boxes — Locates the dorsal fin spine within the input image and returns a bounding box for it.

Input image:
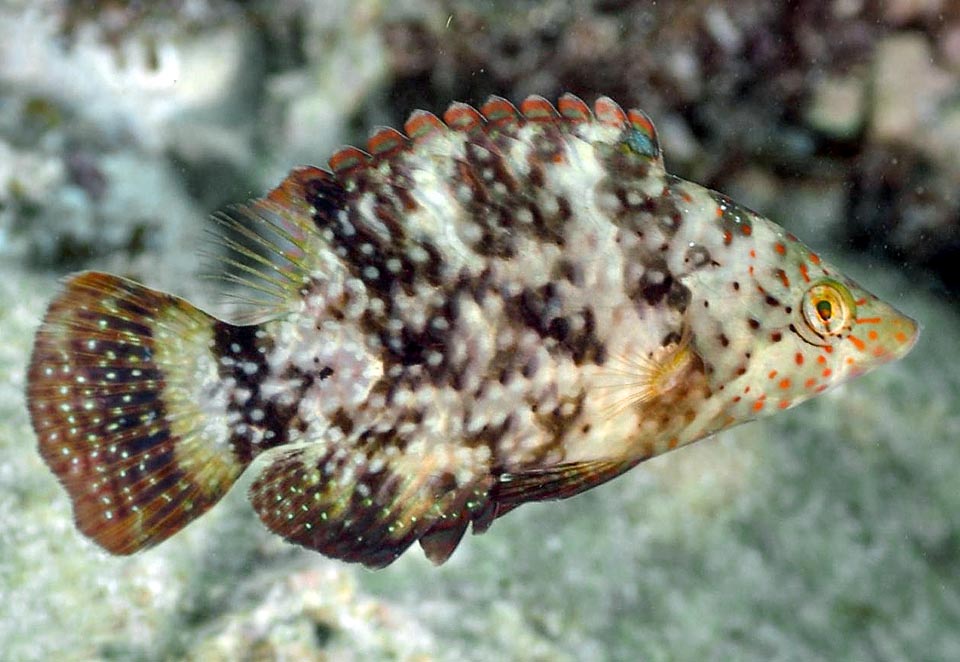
[480,95,520,126]
[404,110,446,141]
[557,93,592,122]
[594,96,628,127]
[520,94,560,122]
[443,102,485,132]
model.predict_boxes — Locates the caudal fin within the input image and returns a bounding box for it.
[27,272,250,554]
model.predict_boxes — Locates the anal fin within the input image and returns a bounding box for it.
[493,458,642,508]
[249,444,494,568]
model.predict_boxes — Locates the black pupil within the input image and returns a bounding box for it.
[816,299,833,321]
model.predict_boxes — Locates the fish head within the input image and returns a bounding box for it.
[686,206,920,417]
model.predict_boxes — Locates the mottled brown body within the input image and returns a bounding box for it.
[27,95,918,567]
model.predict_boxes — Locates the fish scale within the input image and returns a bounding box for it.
[26,94,918,568]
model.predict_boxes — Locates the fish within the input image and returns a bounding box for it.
[26,94,919,568]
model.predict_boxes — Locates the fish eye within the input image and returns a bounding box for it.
[796,280,855,346]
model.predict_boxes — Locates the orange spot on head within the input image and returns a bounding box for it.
[817,355,827,364]
[855,297,867,306]
[774,242,786,255]
[778,270,791,288]
[749,265,755,276]
[856,317,881,325]
[723,230,732,245]
[816,384,828,393]
[824,346,833,354]
[804,377,817,388]
[778,378,791,390]
[795,352,804,365]
[848,335,866,351]
[768,370,778,379]
[895,331,907,343]
[732,396,742,403]
[742,224,752,236]
[716,206,723,218]
[809,252,821,265]
[778,400,790,409]
[752,400,765,411]
[668,437,679,449]
[822,368,832,378]
[799,263,810,283]
[750,249,757,258]
[846,357,854,365]
[868,330,878,341]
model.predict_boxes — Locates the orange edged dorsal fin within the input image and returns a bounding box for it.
[404,109,446,142]
[366,126,409,158]
[626,107,663,165]
[520,94,560,123]
[557,93,593,122]
[480,95,521,127]
[328,145,371,175]
[594,96,628,128]
[264,165,328,207]
[210,167,343,320]
[443,101,485,132]
[249,443,495,568]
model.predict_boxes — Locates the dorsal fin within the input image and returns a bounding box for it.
[480,95,521,127]
[328,145,372,175]
[211,166,340,321]
[366,126,409,157]
[404,109,446,142]
[443,101,485,132]
[557,93,593,122]
[626,107,663,165]
[594,96,628,128]
[520,94,560,123]
[211,96,664,320]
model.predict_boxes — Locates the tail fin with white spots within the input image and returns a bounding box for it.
[27,272,250,554]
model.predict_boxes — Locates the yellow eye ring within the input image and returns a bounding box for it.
[797,280,856,345]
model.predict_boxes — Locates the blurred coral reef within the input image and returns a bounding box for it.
[1,1,958,660]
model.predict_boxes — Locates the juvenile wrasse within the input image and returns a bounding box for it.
[26,95,919,567]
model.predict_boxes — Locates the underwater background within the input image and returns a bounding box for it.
[1,1,958,660]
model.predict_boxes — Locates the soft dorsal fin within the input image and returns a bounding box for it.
[211,166,341,322]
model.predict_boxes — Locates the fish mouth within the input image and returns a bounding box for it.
[893,314,921,358]
[870,312,920,364]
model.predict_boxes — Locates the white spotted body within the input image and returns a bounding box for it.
[27,95,918,567]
